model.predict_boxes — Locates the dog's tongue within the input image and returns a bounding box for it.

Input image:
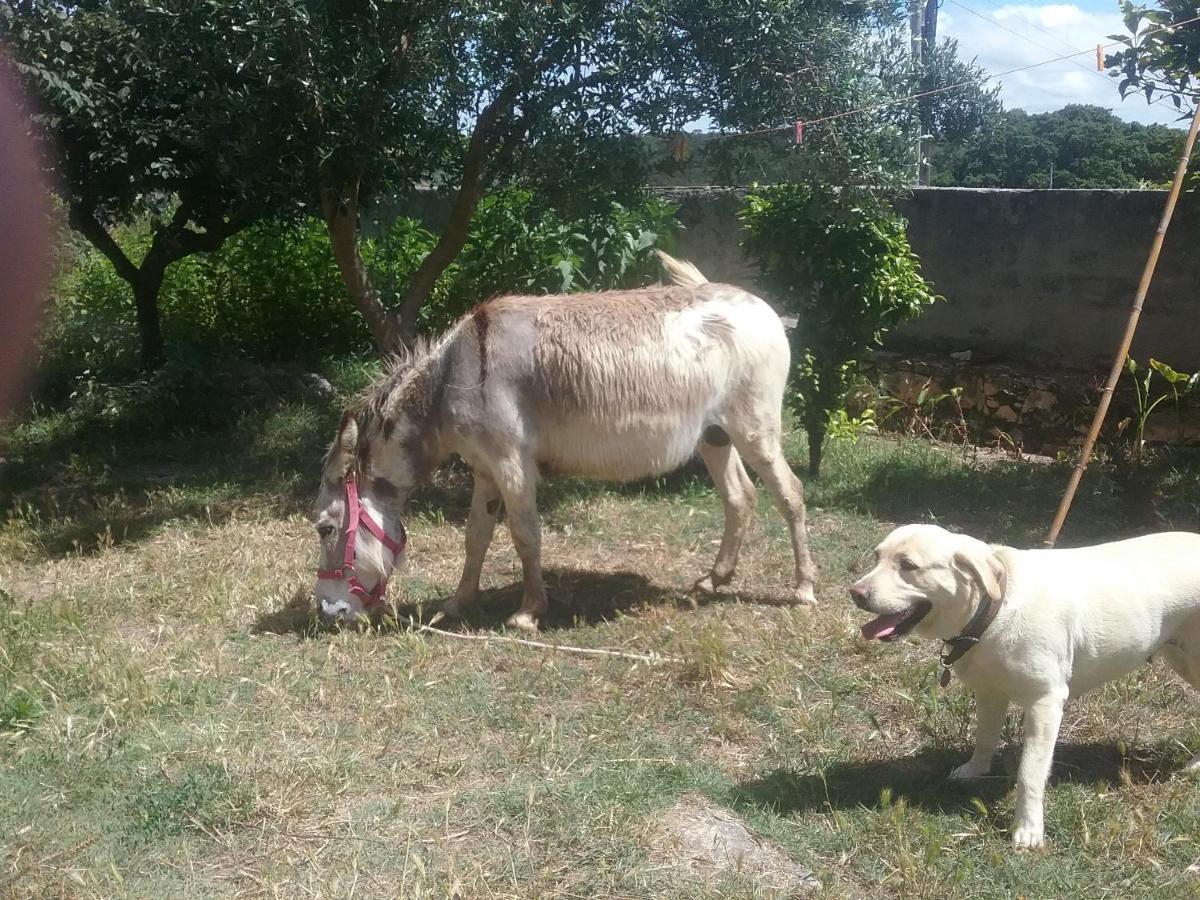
[861,612,908,640]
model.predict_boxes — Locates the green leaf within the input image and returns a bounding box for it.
[1149,358,1188,384]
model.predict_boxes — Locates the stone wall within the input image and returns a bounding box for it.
[664,186,1200,372]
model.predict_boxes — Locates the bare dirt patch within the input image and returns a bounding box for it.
[648,794,820,895]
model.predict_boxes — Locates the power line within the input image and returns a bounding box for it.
[720,11,1200,141]
[943,0,1179,114]
[971,0,1082,55]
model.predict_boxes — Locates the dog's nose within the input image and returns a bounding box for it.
[849,583,870,609]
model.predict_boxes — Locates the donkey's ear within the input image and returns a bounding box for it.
[328,411,359,476]
[952,545,1007,605]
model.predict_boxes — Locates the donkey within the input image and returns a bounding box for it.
[312,252,817,630]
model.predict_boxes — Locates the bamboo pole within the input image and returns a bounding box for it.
[1044,100,1200,547]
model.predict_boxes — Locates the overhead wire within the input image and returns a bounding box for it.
[942,0,1182,115]
[715,11,1200,142]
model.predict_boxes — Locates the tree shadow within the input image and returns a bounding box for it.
[825,447,1124,546]
[731,740,1181,819]
[3,373,720,559]
[251,567,787,638]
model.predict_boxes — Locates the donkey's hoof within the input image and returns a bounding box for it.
[793,584,818,607]
[505,611,540,633]
[693,571,732,595]
[441,596,472,620]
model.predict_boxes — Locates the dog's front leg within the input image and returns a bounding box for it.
[1011,692,1065,849]
[950,689,1008,780]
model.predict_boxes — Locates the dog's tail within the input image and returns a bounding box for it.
[656,250,709,288]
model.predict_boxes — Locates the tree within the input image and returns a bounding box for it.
[920,38,1002,146]
[1106,0,1200,116]
[7,0,994,365]
[302,0,934,351]
[1,1,313,368]
[741,183,940,477]
[930,105,1185,188]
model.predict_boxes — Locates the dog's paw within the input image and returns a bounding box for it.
[1010,822,1045,850]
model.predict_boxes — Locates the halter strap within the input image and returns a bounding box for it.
[316,473,407,608]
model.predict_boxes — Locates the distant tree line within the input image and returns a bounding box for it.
[646,104,1187,190]
[929,105,1187,189]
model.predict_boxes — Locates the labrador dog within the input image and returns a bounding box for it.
[849,523,1200,849]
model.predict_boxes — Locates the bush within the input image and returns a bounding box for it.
[740,183,940,476]
[41,190,679,373]
[41,218,371,371]
[441,188,678,328]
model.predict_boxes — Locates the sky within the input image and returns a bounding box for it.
[937,0,1190,125]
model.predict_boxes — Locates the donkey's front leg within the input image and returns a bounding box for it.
[495,458,546,632]
[443,470,503,620]
[1012,692,1066,849]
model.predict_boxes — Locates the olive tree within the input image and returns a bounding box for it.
[1,1,315,368]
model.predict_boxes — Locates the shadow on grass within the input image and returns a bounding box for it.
[732,740,1182,819]
[815,439,1130,547]
[252,567,790,638]
[3,367,719,560]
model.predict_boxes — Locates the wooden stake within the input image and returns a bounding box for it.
[1044,100,1200,547]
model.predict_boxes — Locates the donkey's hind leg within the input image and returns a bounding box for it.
[732,430,817,606]
[443,469,503,620]
[694,432,757,597]
[1156,612,1200,770]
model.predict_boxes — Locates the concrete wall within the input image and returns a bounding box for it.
[386,186,1200,372]
[664,187,1200,372]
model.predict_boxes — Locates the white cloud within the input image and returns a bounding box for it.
[939,2,1188,125]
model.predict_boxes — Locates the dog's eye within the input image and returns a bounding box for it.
[898,558,920,572]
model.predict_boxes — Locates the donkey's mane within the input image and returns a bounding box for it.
[343,332,455,439]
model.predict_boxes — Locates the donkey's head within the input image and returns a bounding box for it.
[312,410,415,625]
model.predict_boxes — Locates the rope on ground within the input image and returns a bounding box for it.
[415,617,681,665]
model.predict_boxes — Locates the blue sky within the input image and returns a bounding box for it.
[938,0,1191,125]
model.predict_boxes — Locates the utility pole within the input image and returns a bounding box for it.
[911,0,934,185]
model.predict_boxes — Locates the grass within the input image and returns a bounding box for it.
[4,365,1200,897]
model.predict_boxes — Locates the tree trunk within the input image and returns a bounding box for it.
[132,267,166,371]
[396,78,525,343]
[69,204,169,370]
[320,175,404,356]
[807,421,825,479]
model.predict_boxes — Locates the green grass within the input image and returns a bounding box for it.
[4,370,1200,896]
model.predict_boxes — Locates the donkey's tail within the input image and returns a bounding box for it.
[656,250,709,288]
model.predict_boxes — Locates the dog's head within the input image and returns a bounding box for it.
[849,524,1007,642]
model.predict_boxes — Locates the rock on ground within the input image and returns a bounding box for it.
[648,794,820,896]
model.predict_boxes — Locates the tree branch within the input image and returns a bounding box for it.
[67,203,139,284]
[396,75,525,337]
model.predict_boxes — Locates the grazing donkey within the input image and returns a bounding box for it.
[312,252,816,630]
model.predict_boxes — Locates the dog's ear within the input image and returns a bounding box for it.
[952,545,1007,605]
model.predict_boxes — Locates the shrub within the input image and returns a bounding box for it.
[740,183,940,476]
[40,190,679,374]
[444,189,677,327]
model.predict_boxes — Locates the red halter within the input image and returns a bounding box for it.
[316,473,407,608]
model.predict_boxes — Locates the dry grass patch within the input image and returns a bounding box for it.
[6,405,1200,895]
